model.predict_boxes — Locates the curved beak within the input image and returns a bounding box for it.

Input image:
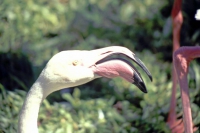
[89,46,152,93]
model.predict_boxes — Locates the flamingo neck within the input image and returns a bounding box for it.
[18,80,46,133]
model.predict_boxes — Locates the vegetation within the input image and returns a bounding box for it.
[0,0,200,132]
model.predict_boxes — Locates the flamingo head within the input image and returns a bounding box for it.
[40,46,152,96]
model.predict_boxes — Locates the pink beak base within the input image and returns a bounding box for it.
[91,57,148,93]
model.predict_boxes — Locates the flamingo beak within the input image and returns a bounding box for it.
[95,57,149,93]
[131,56,152,82]
[125,55,150,93]
[89,46,152,93]
[133,70,147,93]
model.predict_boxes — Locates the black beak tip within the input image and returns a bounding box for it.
[149,75,153,82]
[133,73,148,93]
[133,81,148,93]
[138,81,148,93]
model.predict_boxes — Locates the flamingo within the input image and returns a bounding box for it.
[18,46,152,133]
[167,2,200,131]
[167,0,183,131]
[173,46,200,133]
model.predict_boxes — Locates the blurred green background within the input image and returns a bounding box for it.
[0,0,200,132]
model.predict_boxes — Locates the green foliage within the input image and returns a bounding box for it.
[0,0,168,65]
[0,84,25,132]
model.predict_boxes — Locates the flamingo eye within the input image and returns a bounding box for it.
[72,60,78,66]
